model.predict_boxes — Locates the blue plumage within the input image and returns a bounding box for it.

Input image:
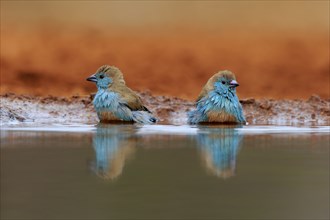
[93,89,133,121]
[87,65,157,124]
[188,70,246,124]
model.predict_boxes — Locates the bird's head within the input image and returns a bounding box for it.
[87,65,125,89]
[209,70,239,93]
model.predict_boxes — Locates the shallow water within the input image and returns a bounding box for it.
[1,125,329,219]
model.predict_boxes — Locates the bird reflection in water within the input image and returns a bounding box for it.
[197,125,243,179]
[90,124,136,180]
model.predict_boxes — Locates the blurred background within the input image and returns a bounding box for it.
[1,1,329,100]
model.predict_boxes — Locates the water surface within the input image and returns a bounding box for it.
[1,125,329,219]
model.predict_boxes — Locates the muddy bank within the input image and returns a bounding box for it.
[0,93,329,126]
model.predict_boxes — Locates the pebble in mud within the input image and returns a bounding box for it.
[259,101,272,110]
[308,94,322,103]
[311,113,316,120]
[240,98,255,105]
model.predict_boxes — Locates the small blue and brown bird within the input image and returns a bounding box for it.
[188,70,246,124]
[87,65,157,124]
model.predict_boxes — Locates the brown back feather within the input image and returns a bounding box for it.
[110,79,149,112]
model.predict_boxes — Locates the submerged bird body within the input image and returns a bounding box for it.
[87,65,156,124]
[188,70,246,124]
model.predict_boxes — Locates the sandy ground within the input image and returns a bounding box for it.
[1,93,329,126]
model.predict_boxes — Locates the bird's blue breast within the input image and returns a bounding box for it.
[197,90,245,123]
[92,90,133,122]
[93,90,120,112]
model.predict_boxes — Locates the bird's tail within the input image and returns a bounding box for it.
[132,111,157,124]
[187,110,203,124]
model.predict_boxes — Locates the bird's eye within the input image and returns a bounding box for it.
[99,75,104,79]
[221,81,226,85]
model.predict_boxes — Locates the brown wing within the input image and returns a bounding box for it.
[196,86,209,102]
[196,81,214,102]
[196,73,220,102]
[113,85,151,112]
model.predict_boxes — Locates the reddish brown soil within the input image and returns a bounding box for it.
[1,27,329,100]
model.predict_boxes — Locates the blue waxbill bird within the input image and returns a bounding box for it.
[87,65,157,124]
[188,70,246,124]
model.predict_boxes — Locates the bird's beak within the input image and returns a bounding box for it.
[229,80,239,87]
[86,74,97,83]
